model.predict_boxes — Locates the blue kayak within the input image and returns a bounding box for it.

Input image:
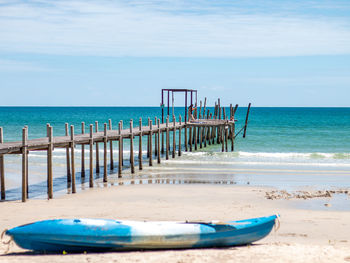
[5,215,278,252]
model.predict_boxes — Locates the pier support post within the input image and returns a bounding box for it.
[157,119,161,164]
[95,121,100,174]
[221,125,225,152]
[178,115,182,156]
[81,122,85,177]
[22,127,28,202]
[70,125,76,194]
[225,124,228,152]
[147,118,150,158]
[47,125,53,199]
[118,121,122,177]
[139,118,143,170]
[189,126,192,152]
[89,124,94,187]
[103,123,108,182]
[149,118,153,166]
[184,124,188,151]
[130,120,135,173]
[172,116,176,158]
[231,123,235,152]
[109,119,114,170]
[0,127,5,200]
[154,117,158,156]
[194,125,197,151]
[199,126,203,149]
[166,117,169,159]
[65,123,71,183]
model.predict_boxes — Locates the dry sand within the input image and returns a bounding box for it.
[1,184,350,262]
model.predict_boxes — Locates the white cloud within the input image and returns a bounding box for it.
[0,0,350,57]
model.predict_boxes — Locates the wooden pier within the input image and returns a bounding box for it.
[0,97,250,202]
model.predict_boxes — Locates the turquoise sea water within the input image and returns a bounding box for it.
[1,106,350,153]
[0,107,350,200]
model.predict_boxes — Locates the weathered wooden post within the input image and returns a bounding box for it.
[199,125,203,149]
[81,122,85,177]
[184,123,188,151]
[225,124,228,152]
[0,127,5,200]
[109,119,114,170]
[243,103,251,138]
[221,125,225,152]
[118,121,122,177]
[189,126,192,152]
[89,124,94,188]
[65,123,71,183]
[149,118,153,166]
[47,125,53,199]
[70,125,76,194]
[22,127,28,202]
[24,125,29,197]
[139,118,143,170]
[172,115,176,158]
[194,124,197,150]
[120,120,124,166]
[147,117,150,158]
[130,119,135,173]
[154,117,158,156]
[233,104,239,115]
[231,122,235,152]
[203,124,207,148]
[103,123,108,182]
[166,117,169,159]
[178,115,182,156]
[95,121,100,173]
[157,119,161,164]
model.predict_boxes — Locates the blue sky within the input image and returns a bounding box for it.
[0,0,350,106]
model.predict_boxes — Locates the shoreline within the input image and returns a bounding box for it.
[1,183,350,262]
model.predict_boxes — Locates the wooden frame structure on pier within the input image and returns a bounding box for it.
[161,89,198,124]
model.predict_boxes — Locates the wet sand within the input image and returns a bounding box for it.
[1,184,350,263]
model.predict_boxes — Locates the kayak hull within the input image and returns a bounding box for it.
[6,215,277,252]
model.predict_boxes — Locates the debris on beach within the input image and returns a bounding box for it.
[265,189,350,200]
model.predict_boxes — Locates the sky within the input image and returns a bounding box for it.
[0,0,350,106]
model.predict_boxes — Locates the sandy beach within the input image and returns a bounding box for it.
[1,183,350,263]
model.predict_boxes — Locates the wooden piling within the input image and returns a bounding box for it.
[103,123,108,182]
[157,119,161,164]
[147,118,150,158]
[166,117,169,159]
[89,124,94,188]
[154,117,158,156]
[199,126,203,149]
[184,124,188,152]
[243,103,251,138]
[120,120,124,166]
[22,127,28,202]
[221,125,225,152]
[189,126,192,152]
[70,125,76,194]
[149,119,153,166]
[25,125,29,197]
[130,120,135,173]
[225,125,228,152]
[118,121,123,177]
[0,127,4,200]
[47,125,53,199]
[178,115,182,156]
[95,121,100,173]
[172,116,176,158]
[231,122,235,152]
[81,122,85,177]
[109,119,114,170]
[233,104,239,115]
[139,118,143,170]
[65,123,71,182]
[194,125,197,151]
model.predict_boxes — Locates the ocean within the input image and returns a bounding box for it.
[1,107,350,200]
